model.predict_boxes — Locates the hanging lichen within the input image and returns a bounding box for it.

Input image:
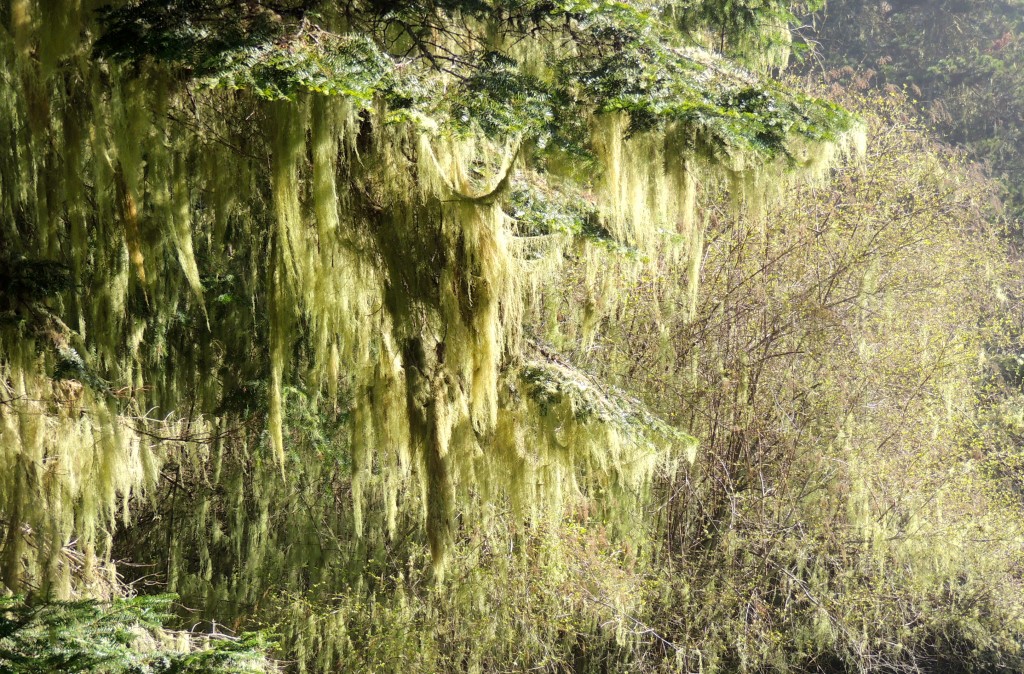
[0,0,859,600]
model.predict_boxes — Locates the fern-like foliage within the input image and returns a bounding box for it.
[0,595,273,674]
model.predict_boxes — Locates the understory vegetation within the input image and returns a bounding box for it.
[3,1,1024,673]
[809,0,1024,221]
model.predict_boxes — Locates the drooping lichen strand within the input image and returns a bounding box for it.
[0,0,855,594]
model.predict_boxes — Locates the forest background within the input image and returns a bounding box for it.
[4,1,1024,672]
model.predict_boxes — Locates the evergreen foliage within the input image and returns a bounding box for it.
[0,594,272,673]
[809,0,1024,219]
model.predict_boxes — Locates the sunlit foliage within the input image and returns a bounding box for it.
[4,2,1022,673]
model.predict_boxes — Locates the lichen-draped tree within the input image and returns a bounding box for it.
[0,0,857,600]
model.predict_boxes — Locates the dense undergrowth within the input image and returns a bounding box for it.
[197,91,1024,674]
[4,1,1024,673]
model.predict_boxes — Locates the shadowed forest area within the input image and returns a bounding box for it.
[5,1,1024,672]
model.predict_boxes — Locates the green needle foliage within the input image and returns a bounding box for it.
[0,595,272,673]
